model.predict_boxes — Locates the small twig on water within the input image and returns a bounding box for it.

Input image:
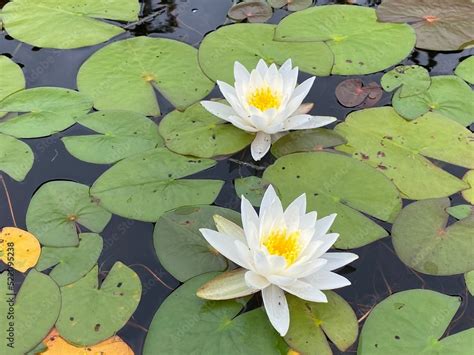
[123,7,167,29]
[129,263,175,290]
[127,317,149,332]
[0,174,17,227]
[228,158,267,171]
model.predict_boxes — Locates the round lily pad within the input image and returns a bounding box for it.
[234,176,268,207]
[335,107,473,200]
[0,56,25,117]
[90,148,224,222]
[263,151,402,249]
[143,273,287,355]
[358,289,472,355]
[274,5,416,75]
[154,205,241,282]
[392,198,474,276]
[77,36,215,116]
[392,75,474,126]
[0,227,41,273]
[462,170,474,204]
[56,262,142,346]
[62,110,164,164]
[446,204,473,220]
[381,65,431,98]
[198,23,334,83]
[0,87,93,138]
[159,101,254,158]
[335,79,369,107]
[268,0,313,12]
[455,56,474,84]
[228,2,273,23]
[1,0,140,49]
[26,181,112,247]
[0,133,34,182]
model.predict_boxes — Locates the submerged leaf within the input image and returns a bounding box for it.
[455,56,474,84]
[0,227,41,273]
[0,133,34,181]
[381,65,431,98]
[0,56,25,117]
[228,1,273,23]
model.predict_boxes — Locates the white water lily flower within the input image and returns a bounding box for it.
[198,185,358,336]
[200,59,337,161]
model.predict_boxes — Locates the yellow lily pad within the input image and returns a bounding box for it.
[0,227,41,272]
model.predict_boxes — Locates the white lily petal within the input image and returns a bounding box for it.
[262,285,290,336]
[295,103,314,115]
[314,214,337,238]
[304,270,352,290]
[254,250,286,276]
[213,215,246,245]
[267,275,297,287]
[281,279,327,303]
[256,59,269,76]
[250,132,272,161]
[286,115,337,130]
[322,252,359,271]
[200,101,237,120]
[283,193,306,232]
[245,270,270,290]
[241,196,260,250]
[311,233,339,259]
[299,211,317,230]
[286,257,327,278]
[234,61,250,83]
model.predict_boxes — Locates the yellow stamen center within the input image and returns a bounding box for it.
[262,229,301,266]
[247,87,281,111]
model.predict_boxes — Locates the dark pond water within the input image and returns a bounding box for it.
[0,0,472,353]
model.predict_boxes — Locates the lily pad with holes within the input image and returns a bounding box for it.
[26,181,112,247]
[335,107,473,200]
[0,270,61,354]
[391,198,474,276]
[90,148,224,222]
[0,133,34,181]
[376,0,474,51]
[462,170,474,204]
[268,0,313,12]
[0,56,25,117]
[455,56,474,84]
[235,176,268,207]
[285,292,358,355]
[0,0,140,49]
[381,65,431,98]
[446,205,473,220]
[465,271,474,296]
[198,23,334,83]
[36,233,103,286]
[159,101,253,158]
[263,151,402,249]
[0,87,93,138]
[56,262,142,346]
[62,110,164,164]
[143,273,287,355]
[274,5,416,75]
[392,75,474,126]
[228,1,273,23]
[154,205,241,282]
[358,289,472,355]
[77,37,214,116]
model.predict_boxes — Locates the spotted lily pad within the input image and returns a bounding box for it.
[0,133,34,181]
[91,148,224,222]
[462,170,474,204]
[392,198,474,276]
[268,0,313,12]
[56,262,142,346]
[235,176,268,207]
[381,65,431,98]
[358,289,473,355]
[335,107,473,200]
[0,0,140,49]
[0,87,93,138]
[275,5,416,75]
[455,56,474,84]
[263,151,402,249]
[0,56,25,117]
[0,227,41,273]
[26,181,112,247]
[77,37,214,116]
[446,204,473,220]
[228,1,273,23]
[62,110,164,164]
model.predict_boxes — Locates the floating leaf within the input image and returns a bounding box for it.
[0,56,25,117]
[263,151,402,249]
[91,148,224,222]
[455,56,474,84]
[143,273,287,355]
[26,181,112,247]
[376,0,474,51]
[446,204,473,220]
[0,227,41,273]
[358,289,472,354]
[235,176,268,207]
[285,292,358,355]
[153,205,241,282]
[0,133,34,181]
[462,170,474,204]
[0,0,139,49]
[228,1,273,23]
[335,107,473,200]
[36,233,103,286]
[465,271,474,296]
[159,101,253,158]
[392,198,474,276]
[77,37,214,116]
[268,0,313,12]
[0,87,93,138]
[62,110,164,164]
[381,65,431,98]
[275,5,416,75]
[335,79,382,108]
[0,270,61,354]
[198,23,334,83]
[56,262,142,346]
[392,75,474,126]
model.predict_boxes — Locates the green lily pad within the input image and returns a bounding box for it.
[235,176,268,207]
[285,292,358,355]
[274,5,416,75]
[0,56,25,117]
[0,0,140,49]
[358,289,472,355]
[462,170,474,204]
[465,271,474,296]
[143,273,287,355]
[36,233,103,286]
[77,36,214,116]
[62,110,164,164]
[26,181,112,247]
[90,148,224,222]
[56,262,142,346]
[159,101,254,158]
[263,151,402,249]
[271,128,346,158]
[446,204,473,220]
[376,0,474,51]
[198,23,334,83]
[455,56,474,84]
[228,2,273,23]
[154,205,241,282]
[0,87,93,138]
[392,198,474,276]
[0,270,61,355]
[268,0,313,12]
[392,75,474,126]
[0,133,34,181]
[335,107,473,200]
[381,65,431,98]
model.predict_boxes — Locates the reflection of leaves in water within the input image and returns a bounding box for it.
[132,0,177,36]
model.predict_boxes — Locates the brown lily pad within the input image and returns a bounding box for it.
[335,79,382,108]
[228,1,273,23]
